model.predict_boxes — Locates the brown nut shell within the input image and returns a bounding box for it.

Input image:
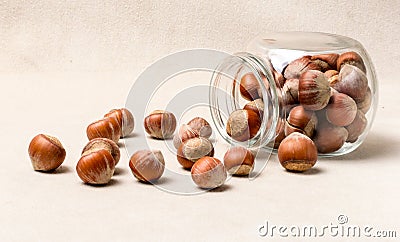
[277,133,318,172]
[314,123,348,153]
[311,53,339,70]
[357,87,372,113]
[298,70,331,110]
[337,51,366,73]
[226,109,261,142]
[282,78,299,106]
[187,117,212,138]
[191,156,227,189]
[28,134,66,171]
[76,149,115,185]
[283,56,322,79]
[239,73,261,101]
[104,108,135,138]
[334,64,368,102]
[243,99,264,119]
[223,146,255,176]
[144,110,176,139]
[285,106,317,138]
[82,138,120,165]
[173,124,200,149]
[87,117,121,143]
[129,150,165,183]
[326,92,357,127]
[345,110,367,143]
[177,137,214,169]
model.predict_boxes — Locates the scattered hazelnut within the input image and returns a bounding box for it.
[28,134,66,171]
[243,98,264,119]
[129,150,165,183]
[76,149,115,185]
[326,92,357,126]
[313,123,348,153]
[223,146,255,176]
[177,137,214,169]
[226,109,261,142]
[284,105,317,138]
[144,110,176,139]
[191,156,227,189]
[278,132,318,172]
[86,117,121,143]
[298,70,331,110]
[104,108,135,138]
[239,73,261,101]
[173,124,200,149]
[187,117,212,138]
[334,64,368,102]
[345,110,367,143]
[311,53,339,70]
[283,56,321,79]
[337,51,366,73]
[82,138,120,165]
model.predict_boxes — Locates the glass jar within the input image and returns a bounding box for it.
[210,32,378,156]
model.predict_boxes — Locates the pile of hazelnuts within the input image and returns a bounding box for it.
[28,108,255,190]
[227,51,371,172]
[27,51,372,190]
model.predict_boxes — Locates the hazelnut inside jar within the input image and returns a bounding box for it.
[210,32,378,156]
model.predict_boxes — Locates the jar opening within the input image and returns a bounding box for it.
[209,52,280,150]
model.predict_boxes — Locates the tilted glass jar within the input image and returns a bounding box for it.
[210,32,378,156]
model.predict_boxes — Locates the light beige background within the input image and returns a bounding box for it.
[1,1,400,241]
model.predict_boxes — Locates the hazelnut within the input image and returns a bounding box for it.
[129,150,165,183]
[345,110,367,143]
[177,137,214,169]
[311,53,339,70]
[277,133,318,172]
[173,124,200,149]
[326,92,357,126]
[337,51,366,73]
[28,134,66,171]
[104,108,135,138]
[144,110,177,139]
[226,109,261,142]
[239,73,261,101]
[243,98,264,119]
[314,123,348,153]
[298,70,331,110]
[283,56,321,79]
[86,117,121,143]
[284,105,317,138]
[82,138,120,165]
[334,64,368,102]
[282,78,299,106]
[76,149,115,185]
[223,146,255,176]
[191,156,227,189]
[187,117,212,138]
[357,87,372,113]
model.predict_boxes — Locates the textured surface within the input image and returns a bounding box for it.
[1,0,399,80]
[1,1,400,241]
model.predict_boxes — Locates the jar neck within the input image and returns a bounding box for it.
[209,52,282,149]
